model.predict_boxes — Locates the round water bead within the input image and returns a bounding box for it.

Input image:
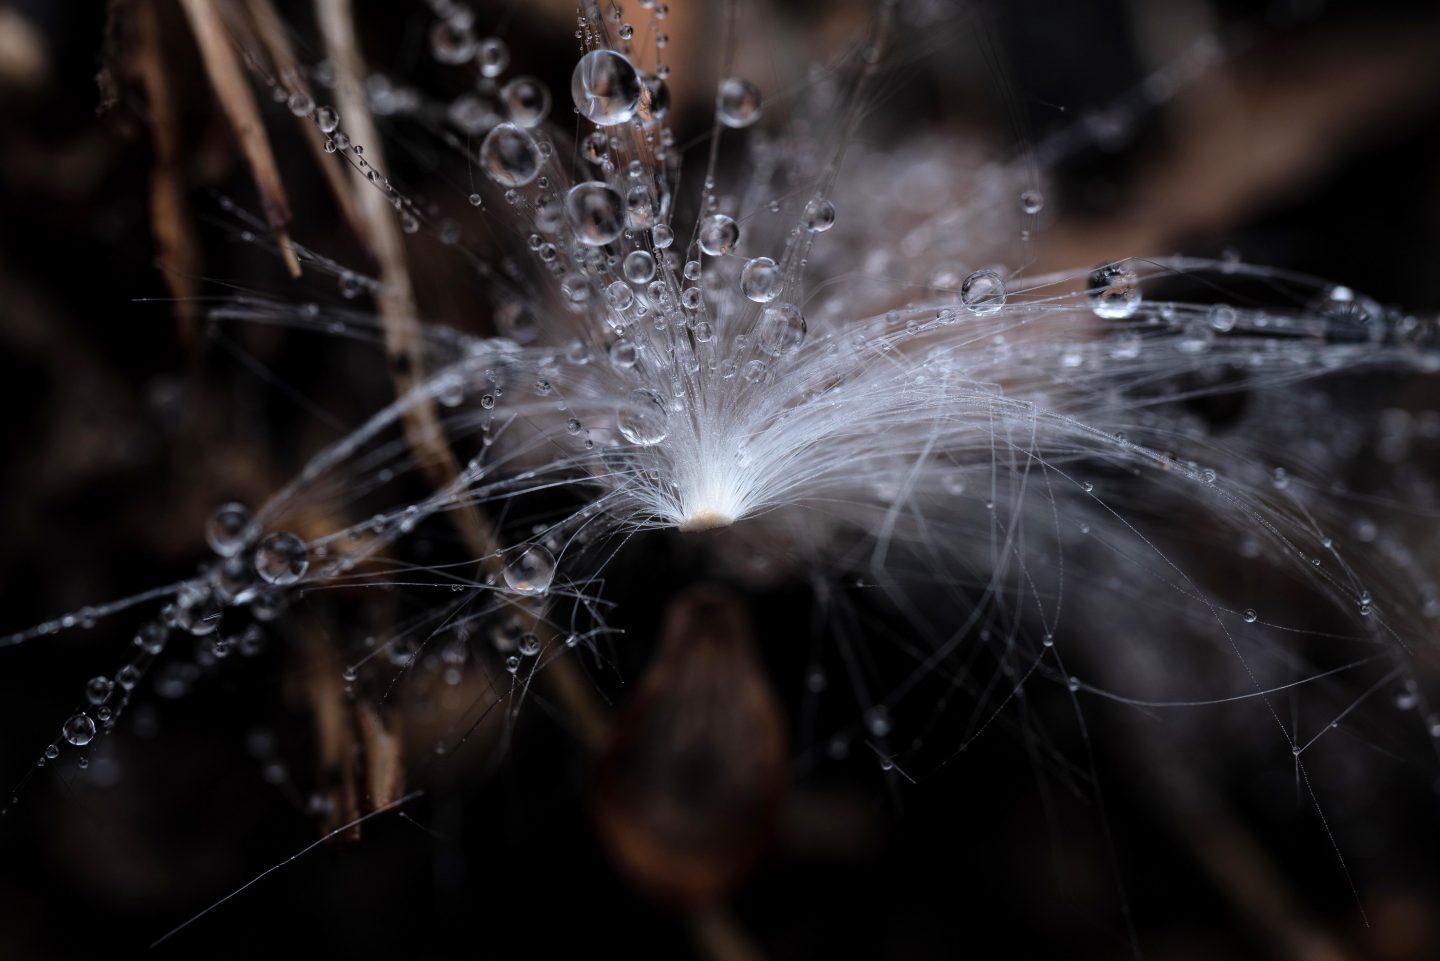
[85,676,114,705]
[609,339,639,368]
[63,712,96,747]
[1088,263,1142,320]
[571,50,642,126]
[502,77,550,127]
[254,532,309,586]
[566,182,625,246]
[606,280,635,310]
[518,633,542,657]
[206,501,252,557]
[476,37,509,78]
[1019,190,1044,215]
[651,223,674,248]
[480,123,540,187]
[740,256,783,303]
[504,545,556,596]
[430,20,475,64]
[716,77,762,128]
[623,249,656,283]
[758,303,807,355]
[315,106,340,134]
[801,198,835,232]
[698,214,739,256]
[960,268,1006,315]
[617,387,670,445]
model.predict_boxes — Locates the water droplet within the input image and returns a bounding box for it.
[85,676,114,707]
[566,181,624,246]
[757,302,807,356]
[651,223,674,248]
[802,198,836,232]
[63,713,96,747]
[1088,264,1142,320]
[430,20,475,65]
[505,655,521,674]
[623,249,656,283]
[479,122,540,187]
[504,545,556,596]
[1243,608,1258,623]
[206,502,252,557]
[1208,304,1238,332]
[698,214,739,256]
[571,50,642,126]
[606,279,635,310]
[476,37,509,78]
[518,633,542,656]
[287,92,314,118]
[609,339,638,368]
[315,105,339,133]
[254,532,309,586]
[716,77,762,127]
[740,256,783,303]
[1019,190,1044,215]
[617,387,669,445]
[960,269,1006,315]
[501,76,550,127]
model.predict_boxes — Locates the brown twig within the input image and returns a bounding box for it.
[133,0,202,345]
[177,0,301,278]
[312,0,608,749]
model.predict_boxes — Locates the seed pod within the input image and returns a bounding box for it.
[593,586,787,906]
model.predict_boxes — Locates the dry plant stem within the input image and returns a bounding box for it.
[134,0,201,346]
[313,0,607,750]
[177,0,301,278]
[240,0,373,253]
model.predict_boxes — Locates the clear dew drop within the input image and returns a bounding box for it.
[206,501,252,557]
[617,387,670,445]
[1019,190,1044,215]
[429,20,475,65]
[716,76,762,128]
[85,676,114,705]
[698,214,739,256]
[479,122,541,188]
[502,77,551,127]
[801,198,835,232]
[476,37,509,78]
[609,339,638,368]
[518,633,542,657]
[740,256,783,303]
[565,181,624,246]
[63,712,96,747]
[315,105,339,134]
[960,269,1006,315]
[254,531,309,586]
[571,49,642,126]
[757,302,807,356]
[1243,608,1258,623]
[606,279,635,309]
[623,249,656,283]
[1208,303,1238,332]
[651,223,674,248]
[504,545,556,596]
[1088,263,1142,320]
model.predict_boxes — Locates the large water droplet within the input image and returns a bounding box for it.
[476,37,509,78]
[502,77,550,127]
[63,713,96,747]
[716,77,762,128]
[698,214,739,256]
[740,256,783,303]
[430,20,475,65]
[206,502,252,557]
[566,181,624,246]
[480,122,541,187]
[757,302,807,355]
[617,387,670,445]
[623,249,656,283]
[571,50,642,126]
[504,545,556,596]
[254,532,309,586]
[1088,264,1142,320]
[960,269,1006,315]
